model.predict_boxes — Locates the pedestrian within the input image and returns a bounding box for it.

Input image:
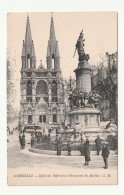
[102,142,110,169]
[19,134,22,149]
[11,129,13,135]
[57,138,62,155]
[95,135,102,155]
[22,134,26,150]
[7,126,10,136]
[67,140,72,156]
[37,132,40,144]
[80,143,85,156]
[83,139,91,166]
[8,127,11,135]
[19,136,23,150]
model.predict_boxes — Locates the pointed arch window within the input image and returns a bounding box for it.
[53,108,57,122]
[52,80,57,96]
[27,52,31,69]
[52,54,55,69]
[51,80,57,102]
[27,80,32,95]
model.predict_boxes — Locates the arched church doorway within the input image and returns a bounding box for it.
[36,103,48,132]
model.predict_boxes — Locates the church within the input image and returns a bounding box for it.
[19,15,65,131]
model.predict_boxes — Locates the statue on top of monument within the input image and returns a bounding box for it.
[73,30,90,62]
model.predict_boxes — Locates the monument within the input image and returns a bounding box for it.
[68,30,103,141]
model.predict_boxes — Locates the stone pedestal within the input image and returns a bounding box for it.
[68,107,104,141]
[74,61,91,92]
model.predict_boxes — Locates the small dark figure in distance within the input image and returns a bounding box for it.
[95,135,102,155]
[67,140,72,156]
[80,143,85,156]
[57,138,62,155]
[102,142,110,169]
[19,136,23,150]
[19,134,22,149]
[84,139,91,166]
[22,134,26,150]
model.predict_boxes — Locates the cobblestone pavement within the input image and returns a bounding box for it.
[7,132,118,171]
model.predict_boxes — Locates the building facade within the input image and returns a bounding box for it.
[20,16,65,130]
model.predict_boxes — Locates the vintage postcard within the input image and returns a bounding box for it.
[7,12,118,185]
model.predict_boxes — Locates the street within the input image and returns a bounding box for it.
[7,131,118,185]
[7,131,117,170]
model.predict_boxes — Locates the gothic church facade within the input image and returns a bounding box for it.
[20,16,65,130]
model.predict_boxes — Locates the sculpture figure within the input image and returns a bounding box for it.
[74,30,90,62]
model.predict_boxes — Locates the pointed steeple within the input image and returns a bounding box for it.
[46,14,60,71]
[49,16,56,46]
[25,16,32,53]
[21,15,36,70]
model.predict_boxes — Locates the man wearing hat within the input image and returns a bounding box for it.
[56,138,62,155]
[102,142,110,169]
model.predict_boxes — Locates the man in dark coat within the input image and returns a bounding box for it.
[19,136,23,150]
[95,135,102,155]
[102,142,110,169]
[80,142,85,156]
[22,134,26,150]
[84,139,90,166]
[57,138,62,155]
[19,134,22,149]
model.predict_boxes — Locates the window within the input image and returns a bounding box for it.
[52,97,57,102]
[43,115,46,123]
[39,115,42,123]
[51,81,57,96]
[53,115,57,122]
[36,97,40,102]
[39,115,46,123]
[36,80,48,95]
[52,54,55,69]
[51,80,57,102]
[28,115,32,124]
[26,97,32,102]
[27,53,31,69]
[27,80,32,95]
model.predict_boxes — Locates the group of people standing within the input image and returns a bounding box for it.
[56,138,72,156]
[56,135,110,169]
[7,126,17,136]
[18,130,110,169]
[83,136,110,169]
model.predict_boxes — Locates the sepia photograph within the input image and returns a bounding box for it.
[7,12,118,185]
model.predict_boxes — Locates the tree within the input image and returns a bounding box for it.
[7,49,18,118]
[91,52,118,123]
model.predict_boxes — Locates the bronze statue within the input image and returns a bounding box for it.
[74,30,90,62]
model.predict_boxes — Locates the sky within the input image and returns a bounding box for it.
[7,12,117,110]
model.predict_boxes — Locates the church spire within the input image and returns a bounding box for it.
[25,16,33,54]
[21,15,36,70]
[46,15,60,71]
[49,15,56,45]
